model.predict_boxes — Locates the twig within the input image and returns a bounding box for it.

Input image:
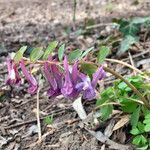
[105,58,142,74]
[128,52,136,75]
[36,88,42,141]
[85,23,114,30]
[122,49,150,61]
[105,58,149,80]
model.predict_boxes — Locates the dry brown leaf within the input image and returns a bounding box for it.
[113,115,130,131]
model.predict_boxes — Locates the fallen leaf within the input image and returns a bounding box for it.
[113,115,130,131]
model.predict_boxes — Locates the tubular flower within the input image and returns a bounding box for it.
[20,60,38,94]
[61,56,74,97]
[61,56,80,99]
[43,62,62,97]
[6,58,21,85]
[76,66,106,100]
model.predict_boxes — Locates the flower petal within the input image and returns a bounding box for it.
[61,56,73,96]
[6,58,21,85]
[92,66,106,87]
[20,60,38,94]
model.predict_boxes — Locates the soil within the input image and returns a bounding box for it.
[0,0,150,150]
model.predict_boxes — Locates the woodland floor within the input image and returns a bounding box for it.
[0,0,150,150]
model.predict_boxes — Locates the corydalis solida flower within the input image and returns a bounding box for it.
[76,66,106,100]
[43,62,63,97]
[20,60,38,94]
[61,56,80,99]
[6,58,21,85]
[6,55,106,99]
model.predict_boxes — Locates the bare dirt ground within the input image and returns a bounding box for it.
[0,0,150,150]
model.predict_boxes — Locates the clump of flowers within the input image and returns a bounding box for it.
[6,55,106,100]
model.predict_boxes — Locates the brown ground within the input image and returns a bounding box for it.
[0,0,150,150]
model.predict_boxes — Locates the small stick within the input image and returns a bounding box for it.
[36,88,42,141]
[128,52,136,75]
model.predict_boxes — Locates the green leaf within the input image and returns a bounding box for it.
[131,16,150,25]
[100,105,113,121]
[80,47,94,59]
[130,127,140,135]
[119,98,138,113]
[136,145,148,150]
[43,41,58,60]
[132,135,147,146]
[97,46,110,64]
[68,49,82,62]
[14,46,27,62]
[137,122,145,133]
[44,115,53,125]
[118,19,140,36]
[58,44,65,61]
[131,106,141,128]
[118,35,138,54]
[80,63,97,76]
[96,87,115,106]
[144,124,150,132]
[30,47,44,62]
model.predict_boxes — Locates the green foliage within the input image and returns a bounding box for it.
[96,75,150,148]
[42,41,58,60]
[114,16,150,54]
[68,49,82,62]
[68,47,94,63]
[132,135,147,146]
[80,63,97,76]
[119,35,138,54]
[58,44,65,61]
[44,115,53,125]
[80,47,94,59]
[30,47,44,62]
[14,46,27,62]
[97,46,110,64]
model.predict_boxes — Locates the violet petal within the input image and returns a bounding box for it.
[20,60,38,94]
[6,58,21,85]
[61,56,73,96]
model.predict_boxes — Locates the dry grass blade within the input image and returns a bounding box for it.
[113,115,130,131]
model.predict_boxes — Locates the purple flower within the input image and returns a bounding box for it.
[43,62,62,97]
[61,56,80,99]
[61,56,73,96]
[92,66,106,87]
[20,60,38,94]
[6,58,21,85]
[76,66,106,100]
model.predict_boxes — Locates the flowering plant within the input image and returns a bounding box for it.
[6,43,106,101]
